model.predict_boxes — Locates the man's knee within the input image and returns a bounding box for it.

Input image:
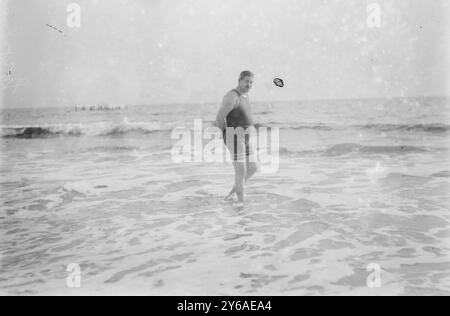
[247,162,259,175]
[234,162,246,176]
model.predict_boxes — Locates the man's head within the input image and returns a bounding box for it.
[238,70,254,93]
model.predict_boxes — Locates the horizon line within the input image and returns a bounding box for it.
[1,94,449,110]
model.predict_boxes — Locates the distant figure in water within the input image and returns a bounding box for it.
[216,70,259,203]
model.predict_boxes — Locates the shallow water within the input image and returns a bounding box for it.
[1,97,449,295]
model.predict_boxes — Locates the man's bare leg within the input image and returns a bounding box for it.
[224,186,236,201]
[225,161,258,201]
[233,161,246,202]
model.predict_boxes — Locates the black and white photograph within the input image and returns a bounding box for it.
[0,0,449,297]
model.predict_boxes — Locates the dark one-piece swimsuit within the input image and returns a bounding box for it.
[222,89,254,161]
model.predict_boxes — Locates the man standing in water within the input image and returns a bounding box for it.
[216,71,259,203]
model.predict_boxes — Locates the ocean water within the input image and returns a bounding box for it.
[0,97,449,295]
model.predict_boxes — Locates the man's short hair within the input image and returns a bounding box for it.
[239,70,254,81]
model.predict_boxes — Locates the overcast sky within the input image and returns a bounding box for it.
[1,0,449,108]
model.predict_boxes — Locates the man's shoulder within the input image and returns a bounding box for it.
[223,90,239,101]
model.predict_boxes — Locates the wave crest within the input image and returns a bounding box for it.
[278,143,436,157]
[1,121,173,138]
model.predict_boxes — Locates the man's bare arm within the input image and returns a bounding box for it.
[216,93,238,131]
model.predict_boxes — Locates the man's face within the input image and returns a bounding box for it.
[239,76,254,93]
